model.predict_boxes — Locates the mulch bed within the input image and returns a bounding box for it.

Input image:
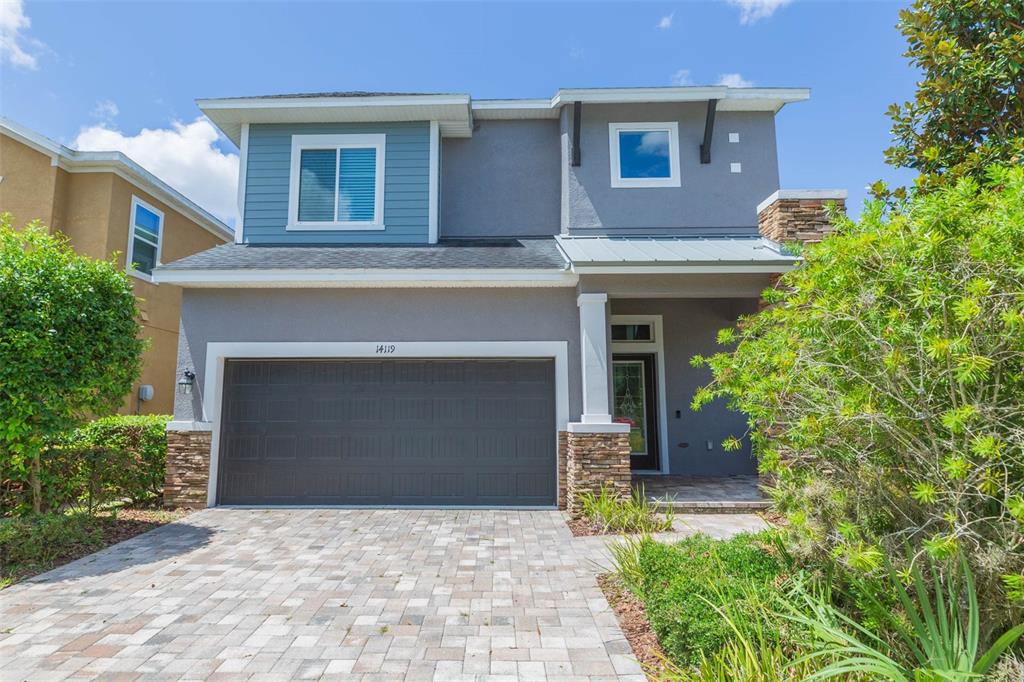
[566,517,613,536]
[598,573,672,681]
[93,507,192,547]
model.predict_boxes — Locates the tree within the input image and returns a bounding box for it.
[0,215,145,513]
[885,0,1024,190]
[692,166,1024,632]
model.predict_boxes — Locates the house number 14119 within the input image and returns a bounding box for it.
[376,344,397,354]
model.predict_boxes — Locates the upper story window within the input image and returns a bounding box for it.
[127,196,163,279]
[608,122,681,189]
[287,133,386,231]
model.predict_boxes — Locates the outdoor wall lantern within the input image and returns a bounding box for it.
[178,369,196,395]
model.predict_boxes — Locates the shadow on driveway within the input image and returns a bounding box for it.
[20,519,215,587]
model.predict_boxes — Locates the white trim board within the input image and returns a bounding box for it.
[286,133,386,231]
[200,341,571,507]
[611,315,669,474]
[608,122,681,189]
[234,123,249,244]
[126,195,164,282]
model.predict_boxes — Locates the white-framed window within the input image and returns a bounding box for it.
[287,133,386,231]
[608,122,681,188]
[126,196,164,280]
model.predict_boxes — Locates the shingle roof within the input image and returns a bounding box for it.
[157,239,568,271]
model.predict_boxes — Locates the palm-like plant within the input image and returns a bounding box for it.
[784,556,1024,681]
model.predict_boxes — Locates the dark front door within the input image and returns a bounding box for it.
[216,358,556,506]
[613,354,660,470]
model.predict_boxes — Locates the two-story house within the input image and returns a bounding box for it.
[155,87,845,510]
[0,118,234,415]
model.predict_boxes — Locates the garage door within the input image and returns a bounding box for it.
[216,358,556,506]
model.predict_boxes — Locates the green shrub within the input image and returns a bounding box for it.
[577,485,673,534]
[0,216,145,513]
[2,415,170,515]
[0,512,102,584]
[636,532,786,665]
[692,165,1024,634]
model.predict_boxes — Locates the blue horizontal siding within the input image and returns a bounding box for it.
[243,122,430,244]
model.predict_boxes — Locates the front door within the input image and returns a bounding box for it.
[612,354,660,470]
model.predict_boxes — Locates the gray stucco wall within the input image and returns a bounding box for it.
[610,297,759,476]
[173,288,582,423]
[563,102,780,234]
[440,120,561,238]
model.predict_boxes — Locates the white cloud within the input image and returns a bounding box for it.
[670,69,692,86]
[717,73,754,88]
[638,132,670,157]
[74,118,239,225]
[726,0,792,25]
[91,99,119,121]
[656,12,674,30]
[0,0,45,69]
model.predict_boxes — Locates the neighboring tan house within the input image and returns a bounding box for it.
[0,118,235,415]
[155,87,845,510]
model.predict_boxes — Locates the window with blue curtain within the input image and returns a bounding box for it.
[297,146,378,223]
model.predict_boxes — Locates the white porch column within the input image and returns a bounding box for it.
[577,293,613,424]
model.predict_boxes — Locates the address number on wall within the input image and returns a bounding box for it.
[375,344,397,355]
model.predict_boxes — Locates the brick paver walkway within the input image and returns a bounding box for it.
[2,509,650,681]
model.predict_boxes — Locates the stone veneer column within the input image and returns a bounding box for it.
[756,189,847,244]
[557,431,569,510]
[565,424,632,516]
[164,429,212,509]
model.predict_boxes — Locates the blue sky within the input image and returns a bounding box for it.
[2,0,918,225]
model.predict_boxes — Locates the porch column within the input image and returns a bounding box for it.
[577,293,613,423]
[567,293,631,515]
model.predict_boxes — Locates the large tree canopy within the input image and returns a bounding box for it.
[0,215,145,512]
[885,0,1024,189]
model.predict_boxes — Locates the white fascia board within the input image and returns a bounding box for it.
[1,117,234,242]
[571,264,796,275]
[152,268,580,287]
[472,100,559,119]
[197,94,471,110]
[551,87,810,112]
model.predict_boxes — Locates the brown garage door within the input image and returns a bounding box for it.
[216,358,556,506]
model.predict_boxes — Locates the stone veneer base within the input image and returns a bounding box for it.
[565,430,631,516]
[164,430,212,509]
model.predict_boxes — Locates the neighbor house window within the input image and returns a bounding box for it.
[608,122,681,188]
[127,196,163,278]
[287,134,385,230]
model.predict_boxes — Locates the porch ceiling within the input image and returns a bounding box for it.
[555,235,798,273]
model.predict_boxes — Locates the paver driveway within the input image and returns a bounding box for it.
[2,509,649,681]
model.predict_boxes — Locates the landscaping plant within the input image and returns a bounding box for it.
[693,166,1024,634]
[576,485,673,534]
[631,532,786,665]
[0,216,145,514]
[46,415,171,512]
[785,555,1024,681]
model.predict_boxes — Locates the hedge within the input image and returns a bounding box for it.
[1,414,170,516]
